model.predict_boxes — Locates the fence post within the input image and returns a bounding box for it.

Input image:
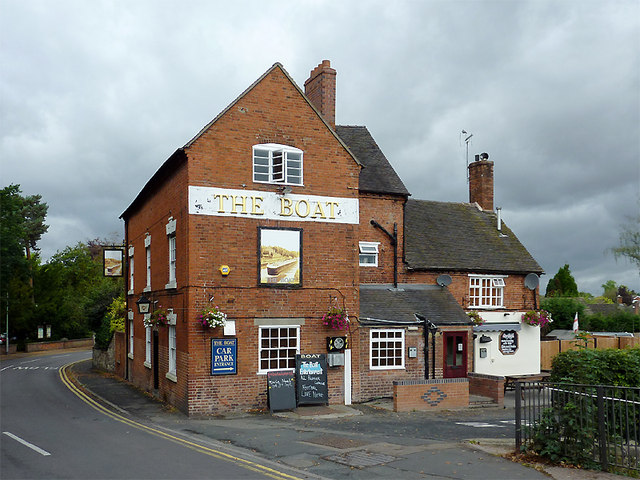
[515,382,522,450]
[597,386,608,472]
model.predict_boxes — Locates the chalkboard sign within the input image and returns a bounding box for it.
[267,370,296,412]
[499,330,518,355]
[295,353,328,405]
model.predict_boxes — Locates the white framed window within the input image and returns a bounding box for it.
[359,241,380,267]
[370,329,405,370]
[469,275,506,308]
[258,326,300,374]
[167,325,176,378]
[253,144,303,185]
[128,246,134,294]
[144,326,151,367]
[144,235,151,292]
[128,319,134,358]
[165,217,177,289]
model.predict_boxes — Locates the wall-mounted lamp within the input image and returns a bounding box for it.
[136,295,151,314]
[479,334,492,343]
[278,186,292,195]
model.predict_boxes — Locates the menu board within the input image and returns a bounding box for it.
[295,354,328,405]
[267,370,296,412]
[499,330,519,355]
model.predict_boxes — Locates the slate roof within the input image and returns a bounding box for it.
[359,284,471,326]
[404,199,544,274]
[335,125,410,196]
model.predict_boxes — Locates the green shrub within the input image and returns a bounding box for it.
[94,294,125,350]
[550,348,640,387]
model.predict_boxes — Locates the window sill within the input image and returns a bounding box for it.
[128,353,134,360]
[128,290,134,296]
[370,366,405,371]
[165,281,177,290]
[144,361,151,369]
[143,286,151,293]
[165,372,177,383]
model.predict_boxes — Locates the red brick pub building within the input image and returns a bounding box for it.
[121,61,543,415]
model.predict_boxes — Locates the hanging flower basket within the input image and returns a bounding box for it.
[522,310,552,328]
[322,306,349,330]
[142,307,168,328]
[467,311,485,326]
[197,305,227,329]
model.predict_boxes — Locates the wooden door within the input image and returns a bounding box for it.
[443,331,467,378]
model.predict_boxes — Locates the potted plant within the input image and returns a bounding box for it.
[197,305,227,329]
[322,306,349,330]
[467,310,485,326]
[522,310,552,328]
[143,306,168,328]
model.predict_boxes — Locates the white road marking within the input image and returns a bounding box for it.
[3,432,52,456]
[455,422,506,428]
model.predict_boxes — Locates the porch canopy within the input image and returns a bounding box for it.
[359,284,471,326]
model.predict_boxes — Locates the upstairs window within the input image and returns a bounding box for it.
[359,242,380,267]
[253,144,303,185]
[469,275,506,308]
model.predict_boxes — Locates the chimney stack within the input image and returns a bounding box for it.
[304,60,336,129]
[468,152,494,211]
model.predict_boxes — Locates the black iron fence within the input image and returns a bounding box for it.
[515,382,639,473]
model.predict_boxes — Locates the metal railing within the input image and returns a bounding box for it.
[515,382,639,473]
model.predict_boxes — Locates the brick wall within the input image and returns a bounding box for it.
[359,193,406,284]
[393,378,469,412]
[468,372,504,406]
[124,64,361,415]
[405,270,538,311]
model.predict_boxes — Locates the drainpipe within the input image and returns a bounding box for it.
[370,220,398,288]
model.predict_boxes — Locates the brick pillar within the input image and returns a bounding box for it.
[304,60,336,129]
[468,156,494,211]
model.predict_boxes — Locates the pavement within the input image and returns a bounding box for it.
[56,357,627,480]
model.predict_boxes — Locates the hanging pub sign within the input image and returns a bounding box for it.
[211,338,237,375]
[103,248,124,277]
[499,330,518,355]
[295,354,328,405]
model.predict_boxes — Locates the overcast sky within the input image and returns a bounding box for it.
[2,0,638,296]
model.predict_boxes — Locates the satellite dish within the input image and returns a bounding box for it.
[524,273,540,290]
[436,274,452,287]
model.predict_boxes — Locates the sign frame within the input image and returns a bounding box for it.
[103,247,124,277]
[499,330,519,355]
[211,338,238,375]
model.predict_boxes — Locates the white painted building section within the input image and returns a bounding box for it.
[473,311,540,376]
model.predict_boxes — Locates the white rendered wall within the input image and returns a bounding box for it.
[473,311,540,376]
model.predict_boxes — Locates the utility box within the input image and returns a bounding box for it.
[327,352,345,367]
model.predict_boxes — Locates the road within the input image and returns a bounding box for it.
[0,350,306,480]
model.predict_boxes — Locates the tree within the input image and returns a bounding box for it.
[541,297,585,329]
[545,264,579,297]
[611,212,640,273]
[601,279,618,302]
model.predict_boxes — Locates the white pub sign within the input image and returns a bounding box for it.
[189,186,359,224]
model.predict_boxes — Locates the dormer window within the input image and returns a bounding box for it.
[253,144,303,185]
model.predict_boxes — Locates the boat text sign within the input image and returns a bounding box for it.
[211,338,237,375]
[189,186,359,224]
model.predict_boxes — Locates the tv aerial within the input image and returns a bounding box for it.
[462,130,473,182]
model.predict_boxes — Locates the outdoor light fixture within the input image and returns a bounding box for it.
[136,294,151,315]
[479,334,492,343]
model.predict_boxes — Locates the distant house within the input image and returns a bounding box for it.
[121,60,544,415]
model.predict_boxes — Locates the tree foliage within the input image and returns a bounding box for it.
[611,212,640,273]
[541,297,585,329]
[545,264,579,297]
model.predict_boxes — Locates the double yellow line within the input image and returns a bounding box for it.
[59,361,302,480]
